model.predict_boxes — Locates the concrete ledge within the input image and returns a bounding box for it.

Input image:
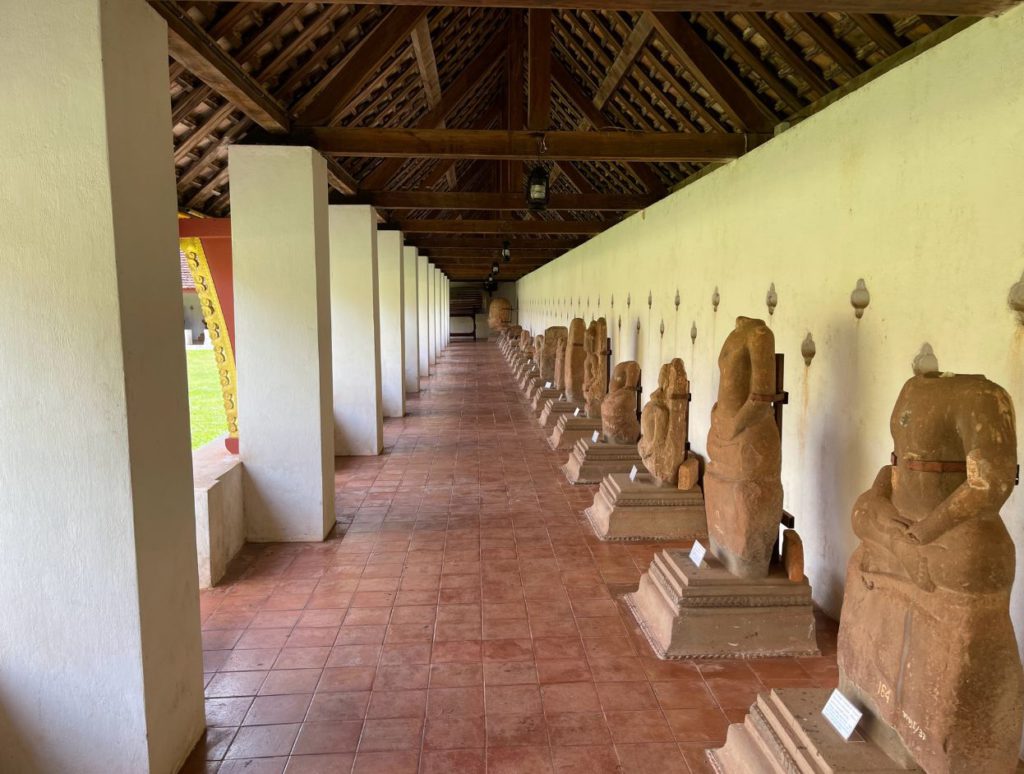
[192,436,244,588]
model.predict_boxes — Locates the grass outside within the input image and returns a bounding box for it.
[186,348,228,450]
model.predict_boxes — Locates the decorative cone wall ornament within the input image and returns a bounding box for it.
[712,287,720,312]
[647,290,653,309]
[801,333,816,366]
[766,282,778,316]
[674,290,681,310]
[1008,272,1024,325]
[850,278,871,319]
[690,321,697,344]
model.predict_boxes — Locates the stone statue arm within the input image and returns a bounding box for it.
[640,398,668,451]
[904,390,1017,545]
[852,465,911,543]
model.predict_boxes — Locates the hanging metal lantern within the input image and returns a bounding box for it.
[526,166,550,210]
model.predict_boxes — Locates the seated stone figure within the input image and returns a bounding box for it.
[638,359,690,487]
[704,317,782,579]
[553,335,568,393]
[539,326,567,383]
[583,318,609,418]
[838,372,1023,773]
[488,297,512,332]
[601,361,641,444]
[564,318,587,405]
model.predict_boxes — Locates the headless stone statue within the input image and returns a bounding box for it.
[532,334,543,363]
[564,318,587,404]
[601,361,641,445]
[488,297,512,332]
[638,359,690,488]
[540,326,566,382]
[553,335,568,392]
[517,329,532,354]
[838,372,1023,773]
[704,317,782,579]
[583,318,609,418]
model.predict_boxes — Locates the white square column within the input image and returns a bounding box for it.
[0,1,203,770]
[433,267,442,358]
[427,264,438,366]
[403,246,420,393]
[231,145,335,541]
[419,255,432,374]
[443,276,450,348]
[377,229,405,417]
[329,205,384,454]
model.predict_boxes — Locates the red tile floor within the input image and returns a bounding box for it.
[184,340,838,774]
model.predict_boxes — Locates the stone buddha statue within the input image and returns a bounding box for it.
[488,297,512,332]
[553,334,568,393]
[539,326,566,383]
[704,317,782,579]
[517,329,532,354]
[637,359,691,487]
[601,361,641,445]
[564,318,587,405]
[583,318,609,418]
[837,372,1022,772]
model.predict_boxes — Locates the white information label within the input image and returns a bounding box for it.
[822,689,863,740]
[591,431,601,443]
[545,381,552,388]
[688,540,707,568]
[628,465,639,482]
[574,407,581,417]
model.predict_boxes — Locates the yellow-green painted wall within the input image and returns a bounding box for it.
[518,7,1024,634]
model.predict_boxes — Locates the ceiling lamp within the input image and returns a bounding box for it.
[526,166,549,210]
[491,262,499,275]
[501,240,511,263]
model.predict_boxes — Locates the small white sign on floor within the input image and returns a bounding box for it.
[822,689,863,740]
[628,465,639,482]
[545,381,552,388]
[688,540,707,568]
[591,430,601,443]
[574,407,581,416]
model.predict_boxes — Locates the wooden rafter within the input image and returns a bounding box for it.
[648,11,778,131]
[528,10,553,131]
[411,236,584,248]
[153,2,291,132]
[292,5,430,126]
[175,1,1017,14]
[298,127,763,161]
[789,12,864,78]
[411,18,457,190]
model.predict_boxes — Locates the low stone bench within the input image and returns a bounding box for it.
[192,436,244,588]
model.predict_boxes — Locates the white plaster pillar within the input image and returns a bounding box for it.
[230,145,335,540]
[403,246,420,393]
[329,205,384,454]
[427,261,437,367]
[444,277,450,346]
[0,1,204,770]
[417,255,431,376]
[377,230,405,417]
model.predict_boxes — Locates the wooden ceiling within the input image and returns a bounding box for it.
[159,1,1011,280]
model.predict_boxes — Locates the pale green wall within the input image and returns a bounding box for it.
[518,7,1024,635]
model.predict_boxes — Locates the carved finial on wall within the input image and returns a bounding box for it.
[801,333,816,366]
[690,321,697,344]
[766,282,778,316]
[674,290,681,310]
[712,286,720,312]
[1008,272,1024,325]
[850,278,870,319]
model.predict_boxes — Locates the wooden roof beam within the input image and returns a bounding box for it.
[789,12,864,78]
[528,10,552,131]
[294,127,764,162]
[411,18,457,191]
[648,12,778,132]
[411,236,584,248]
[291,5,430,126]
[341,191,653,210]
[360,30,507,190]
[152,2,291,133]
[181,1,1018,15]
[397,219,606,234]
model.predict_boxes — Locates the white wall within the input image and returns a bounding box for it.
[329,205,384,454]
[419,255,432,375]
[403,246,420,393]
[0,1,204,770]
[231,145,335,541]
[377,230,405,417]
[518,8,1024,635]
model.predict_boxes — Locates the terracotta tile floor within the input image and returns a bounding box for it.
[184,341,838,774]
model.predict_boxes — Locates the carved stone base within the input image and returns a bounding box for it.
[626,550,818,659]
[519,371,540,393]
[585,473,706,541]
[548,414,601,450]
[538,398,577,429]
[513,359,534,382]
[531,387,562,413]
[708,688,922,773]
[562,439,642,484]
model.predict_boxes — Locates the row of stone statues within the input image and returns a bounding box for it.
[496,306,1023,773]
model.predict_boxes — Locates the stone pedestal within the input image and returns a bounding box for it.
[539,398,577,429]
[562,439,642,484]
[549,414,602,450]
[708,689,921,773]
[531,387,562,413]
[519,368,540,392]
[585,474,706,541]
[626,550,818,659]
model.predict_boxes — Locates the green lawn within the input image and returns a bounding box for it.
[186,348,229,450]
